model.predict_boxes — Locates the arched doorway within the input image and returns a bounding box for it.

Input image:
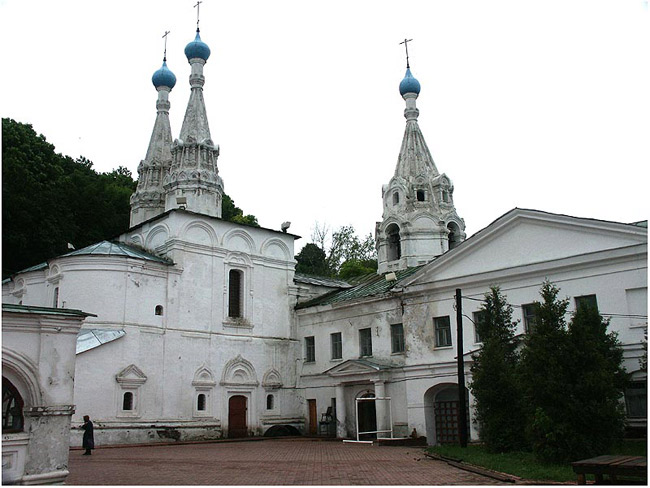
[2,377,24,433]
[357,392,377,440]
[228,395,248,438]
[423,384,470,446]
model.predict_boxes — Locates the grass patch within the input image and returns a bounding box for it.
[428,440,646,483]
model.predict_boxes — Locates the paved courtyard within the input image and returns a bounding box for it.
[66,438,504,485]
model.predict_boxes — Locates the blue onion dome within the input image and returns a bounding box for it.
[152,59,177,89]
[399,67,421,96]
[184,30,211,61]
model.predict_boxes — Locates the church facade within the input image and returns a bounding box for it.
[2,26,647,450]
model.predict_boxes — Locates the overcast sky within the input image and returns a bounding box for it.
[1,0,648,251]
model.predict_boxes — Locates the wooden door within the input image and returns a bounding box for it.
[308,399,317,435]
[228,395,248,438]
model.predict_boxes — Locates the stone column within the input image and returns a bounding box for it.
[374,380,387,438]
[335,384,346,438]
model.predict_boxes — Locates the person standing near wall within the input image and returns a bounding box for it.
[81,415,94,455]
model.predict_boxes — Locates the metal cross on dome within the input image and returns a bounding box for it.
[162,30,170,61]
[194,1,203,30]
[400,38,413,68]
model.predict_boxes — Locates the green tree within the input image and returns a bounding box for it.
[295,243,330,276]
[563,305,627,459]
[470,286,527,452]
[222,193,259,227]
[310,222,377,278]
[518,281,572,463]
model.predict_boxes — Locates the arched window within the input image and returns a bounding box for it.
[266,394,274,410]
[447,222,461,250]
[155,305,164,316]
[197,393,206,411]
[416,189,425,202]
[392,192,399,205]
[122,391,134,411]
[386,224,401,261]
[2,377,24,433]
[228,269,243,318]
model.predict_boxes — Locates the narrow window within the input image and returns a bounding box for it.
[416,189,425,202]
[392,192,399,205]
[447,222,461,250]
[197,393,206,411]
[53,286,59,308]
[122,391,134,411]
[359,328,372,357]
[266,394,274,410]
[228,269,243,318]
[472,311,485,343]
[575,294,598,312]
[434,316,452,347]
[391,324,405,353]
[386,224,401,261]
[442,190,450,203]
[522,303,537,333]
[625,381,647,418]
[331,332,342,360]
[2,378,24,433]
[155,305,164,316]
[305,336,315,362]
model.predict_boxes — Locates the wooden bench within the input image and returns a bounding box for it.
[572,455,647,485]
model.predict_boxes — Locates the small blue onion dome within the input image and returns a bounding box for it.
[152,59,177,89]
[184,30,211,61]
[399,68,421,96]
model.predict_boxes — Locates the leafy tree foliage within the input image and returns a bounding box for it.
[2,118,136,276]
[2,117,259,277]
[297,223,378,278]
[470,286,527,452]
[338,258,378,280]
[222,194,259,227]
[295,243,329,276]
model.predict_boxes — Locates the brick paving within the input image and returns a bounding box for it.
[66,438,504,485]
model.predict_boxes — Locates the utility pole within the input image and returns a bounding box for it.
[455,288,468,447]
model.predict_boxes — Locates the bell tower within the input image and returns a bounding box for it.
[376,55,465,274]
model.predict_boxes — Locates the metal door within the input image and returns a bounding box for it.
[228,395,248,438]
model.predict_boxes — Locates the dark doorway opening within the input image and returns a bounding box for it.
[228,395,248,438]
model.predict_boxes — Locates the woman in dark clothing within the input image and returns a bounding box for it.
[81,415,94,455]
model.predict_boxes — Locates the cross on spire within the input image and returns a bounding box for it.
[400,38,413,68]
[162,30,170,61]
[194,1,202,31]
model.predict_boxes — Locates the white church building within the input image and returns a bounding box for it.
[3,25,647,454]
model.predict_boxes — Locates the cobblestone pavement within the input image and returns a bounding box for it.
[66,438,504,485]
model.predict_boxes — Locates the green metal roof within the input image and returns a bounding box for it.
[2,303,96,318]
[295,266,422,310]
[61,241,172,264]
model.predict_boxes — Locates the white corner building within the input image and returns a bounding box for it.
[2,26,647,457]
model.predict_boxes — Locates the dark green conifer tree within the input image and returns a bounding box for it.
[470,286,526,452]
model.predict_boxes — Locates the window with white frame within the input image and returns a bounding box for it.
[575,294,598,312]
[359,328,372,357]
[305,336,315,363]
[434,316,452,347]
[522,303,537,334]
[472,311,485,343]
[331,332,342,360]
[391,323,405,353]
